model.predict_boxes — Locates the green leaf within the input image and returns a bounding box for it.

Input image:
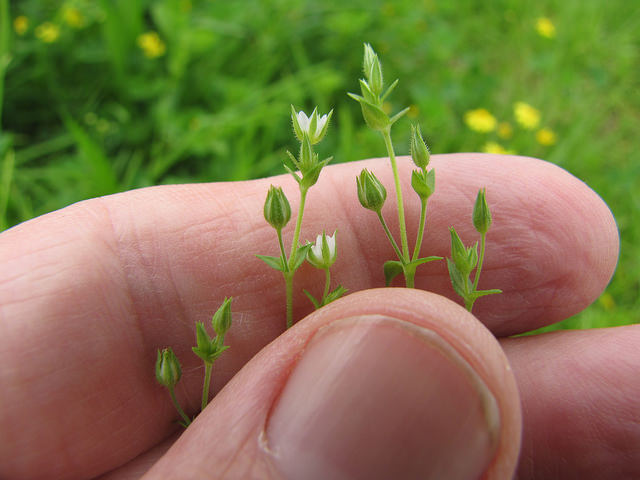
[383,260,404,286]
[324,285,348,305]
[411,256,443,267]
[303,289,321,309]
[256,254,285,272]
[291,244,312,271]
[389,107,410,126]
[283,164,301,184]
[381,79,399,101]
[470,289,503,300]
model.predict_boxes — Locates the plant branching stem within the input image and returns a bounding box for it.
[381,128,409,262]
[412,198,428,261]
[473,232,487,292]
[283,186,309,329]
[376,211,403,261]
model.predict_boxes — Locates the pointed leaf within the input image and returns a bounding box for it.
[381,78,399,101]
[411,256,443,267]
[303,289,321,309]
[389,107,410,126]
[291,244,312,271]
[323,285,348,305]
[256,254,285,272]
[469,289,502,300]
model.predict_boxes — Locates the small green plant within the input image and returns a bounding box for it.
[258,107,347,329]
[157,44,502,427]
[155,297,233,427]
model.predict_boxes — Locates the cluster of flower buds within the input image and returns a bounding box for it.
[447,189,500,311]
[348,43,409,132]
[192,297,233,364]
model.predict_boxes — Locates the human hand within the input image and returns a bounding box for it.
[0,154,629,479]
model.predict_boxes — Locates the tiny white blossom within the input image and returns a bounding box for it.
[307,231,337,269]
[291,106,333,145]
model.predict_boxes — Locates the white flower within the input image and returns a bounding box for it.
[307,231,337,269]
[291,106,333,145]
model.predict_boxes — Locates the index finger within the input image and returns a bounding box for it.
[0,154,618,479]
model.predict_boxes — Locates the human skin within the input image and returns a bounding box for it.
[0,153,631,479]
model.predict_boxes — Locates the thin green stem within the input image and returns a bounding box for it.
[277,228,288,272]
[283,186,308,330]
[201,361,213,412]
[376,211,404,262]
[168,386,191,427]
[284,272,293,329]
[473,232,487,292]
[322,268,331,302]
[412,198,428,261]
[381,128,409,262]
[288,186,308,265]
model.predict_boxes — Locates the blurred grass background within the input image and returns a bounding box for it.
[0,0,638,331]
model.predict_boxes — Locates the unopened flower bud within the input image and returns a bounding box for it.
[411,169,435,200]
[356,169,387,212]
[449,227,477,276]
[212,297,233,337]
[473,188,492,234]
[155,347,182,388]
[410,124,430,169]
[264,186,291,230]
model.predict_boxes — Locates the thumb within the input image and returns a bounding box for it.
[143,289,521,480]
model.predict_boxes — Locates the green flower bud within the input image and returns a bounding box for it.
[410,124,430,169]
[356,169,387,212]
[473,188,492,234]
[212,297,233,337]
[364,45,384,97]
[192,322,217,362]
[264,185,291,230]
[411,169,435,200]
[363,43,378,82]
[449,227,477,276]
[307,231,337,270]
[155,347,182,388]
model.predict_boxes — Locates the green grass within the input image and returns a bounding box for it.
[1,0,638,331]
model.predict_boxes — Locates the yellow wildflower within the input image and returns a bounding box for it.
[536,17,556,39]
[482,141,511,155]
[35,22,61,43]
[514,102,540,130]
[464,108,497,133]
[497,122,513,139]
[536,128,556,146]
[14,16,29,35]
[63,6,86,29]
[137,32,166,59]
[407,104,420,119]
[598,292,615,311]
